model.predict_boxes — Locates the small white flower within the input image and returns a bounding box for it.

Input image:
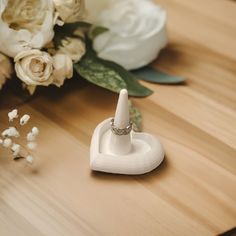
[11,143,21,157]
[2,127,20,138]
[8,109,18,122]
[32,127,39,136]
[26,155,33,164]
[27,142,37,150]
[27,127,39,141]
[3,138,12,148]
[27,132,35,141]
[20,114,30,125]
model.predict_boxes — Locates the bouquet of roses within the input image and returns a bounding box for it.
[0,0,178,97]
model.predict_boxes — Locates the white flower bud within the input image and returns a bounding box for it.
[8,109,18,122]
[27,142,37,150]
[3,138,12,148]
[11,143,21,157]
[32,127,39,136]
[2,127,20,138]
[20,114,30,125]
[27,132,35,141]
[26,155,33,164]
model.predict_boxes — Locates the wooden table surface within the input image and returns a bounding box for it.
[1,0,236,235]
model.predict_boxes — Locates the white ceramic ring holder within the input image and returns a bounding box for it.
[90,89,164,175]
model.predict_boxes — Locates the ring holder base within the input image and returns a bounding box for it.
[90,118,164,175]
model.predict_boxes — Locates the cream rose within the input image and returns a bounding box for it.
[52,53,73,87]
[93,0,168,70]
[0,0,55,58]
[58,37,86,62]
[14,50,54,86]
[53,0,86,23]
[0,53,12,89]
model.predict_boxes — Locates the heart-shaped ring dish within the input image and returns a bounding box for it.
[90,118,164,175]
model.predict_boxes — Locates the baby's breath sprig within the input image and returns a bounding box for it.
[0,109,39,164]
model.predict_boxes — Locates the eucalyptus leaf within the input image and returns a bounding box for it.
[129,100,142,132]
[98,59,153,97]
[133,66,186,84]
[74,54,127,93]
[74,47,153,97]
[88,26,109,40]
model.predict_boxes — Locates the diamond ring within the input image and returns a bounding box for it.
[110,118,132,136]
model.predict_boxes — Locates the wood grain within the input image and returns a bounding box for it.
[0,0,236,235]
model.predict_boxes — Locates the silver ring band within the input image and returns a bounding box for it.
[110,118,132,135]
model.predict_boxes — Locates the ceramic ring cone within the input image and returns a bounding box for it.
[109,89,132,155]
[90,89,165,175]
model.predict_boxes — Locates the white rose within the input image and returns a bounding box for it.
[52,53,73,87]
[53,0,86,23]
[93,0,168,70]
[58,37,86,62]
[14,49,54,87]
[0,53,12,89]
[0,0,55,58]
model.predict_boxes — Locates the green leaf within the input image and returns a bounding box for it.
[88,26,109,40]
[99,60,153,97]
[74,45,153,97]
[129,100,142,132]
[74,54,127,93]
[132,66,186,84]
[53,21,91,49]
[74,36,152,97]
